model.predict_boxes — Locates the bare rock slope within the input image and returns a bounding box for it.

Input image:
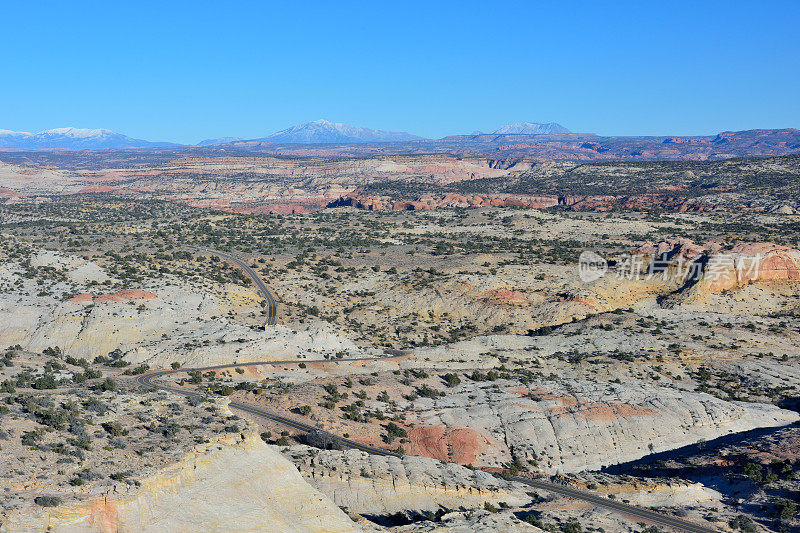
[3,433,357,533]
[285,446,531,516]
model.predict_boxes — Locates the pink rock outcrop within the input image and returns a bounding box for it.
[407,426,492,466]
[631,239,800,294]
[704,243,800,292]
[69,289,158,304]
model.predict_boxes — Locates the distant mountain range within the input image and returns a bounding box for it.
[1,128,798,168]
[0,127,178,149]
[0,120,576,149]
[252,120,424,144]
[488,122,571,135]
[244,120,571,144]
[196,137,243,147]
[3,123,797,162]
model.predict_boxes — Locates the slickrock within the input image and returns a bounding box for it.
[0,263,368,365]
[284,446,530,515]
[700,243,800,292]
[478,288,530,305]
[602,481,722,508]
[29,250,112,284]
[0,162,85,196]
[631,238,714,261]
[2,433,357,533]
[70,289,158,304]
[406,426,491,466]
[632,239,800,296]
[405,376,799,473]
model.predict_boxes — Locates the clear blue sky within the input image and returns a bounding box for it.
[3,0,798,144]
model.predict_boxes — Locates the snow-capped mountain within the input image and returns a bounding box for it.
[196,136,243,147]
[0,127,179,149]
[255,120,424,144]
[0,129,33,137]
[489,122,571,135]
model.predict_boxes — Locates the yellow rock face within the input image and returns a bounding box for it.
[5,433,357,533]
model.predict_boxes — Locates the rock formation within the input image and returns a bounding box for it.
[285,446,530,516]
[2,433,358,532]
[631,239,800,301]
[400,342,800,473]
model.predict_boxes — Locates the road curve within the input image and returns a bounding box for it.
[190,247,277,326]
[510,477,718,533]
[134,359,718,533]
[134,358,404,457]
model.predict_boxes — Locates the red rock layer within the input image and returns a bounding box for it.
[69,289,158,304]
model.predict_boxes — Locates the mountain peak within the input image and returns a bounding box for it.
[39,127,116,138]
[197,136,243,147]
[258,120,424,144]
[0,126,178,149]
[0,129,32,136]
[490,122,571,135]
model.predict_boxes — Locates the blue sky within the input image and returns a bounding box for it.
[2,0,798,143]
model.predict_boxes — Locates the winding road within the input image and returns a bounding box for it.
[134,359,402,458]
[136,361,717,533]
[190,247,277,326]
[136,249,717,533]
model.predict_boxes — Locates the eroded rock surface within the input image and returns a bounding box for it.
[285,446,530,515]
[3,433,357,533]
[406,377,798,473]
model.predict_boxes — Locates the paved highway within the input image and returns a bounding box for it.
[135,358,718,533]
[510,477,718,533]
[134,358,404,457]
[189,247,277,326]
[147,250,716,532]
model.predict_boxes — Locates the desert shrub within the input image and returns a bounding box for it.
[101,421,125,437]
[42,346,63,359]
[561,517,582,533]
[84,397,108,414]
[778,499,798,520]
[416,384,444,399]
[34,495,61,507]
[32,374,57,390]
[94,377,117,392]
[442,373,461,387]
[21,429,43,446]
[384,422,407,443]
[729,515,758,533]
[123,365,149,376]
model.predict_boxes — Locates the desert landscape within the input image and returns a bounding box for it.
[2,2,799,531]
[1,160,799,531]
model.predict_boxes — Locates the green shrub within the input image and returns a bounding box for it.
[32,374,57,390]
[34,495,62,507]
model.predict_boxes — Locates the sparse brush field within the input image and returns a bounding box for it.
[0,345,245,513]
[3,199,800,348]
[1,197,800,531]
